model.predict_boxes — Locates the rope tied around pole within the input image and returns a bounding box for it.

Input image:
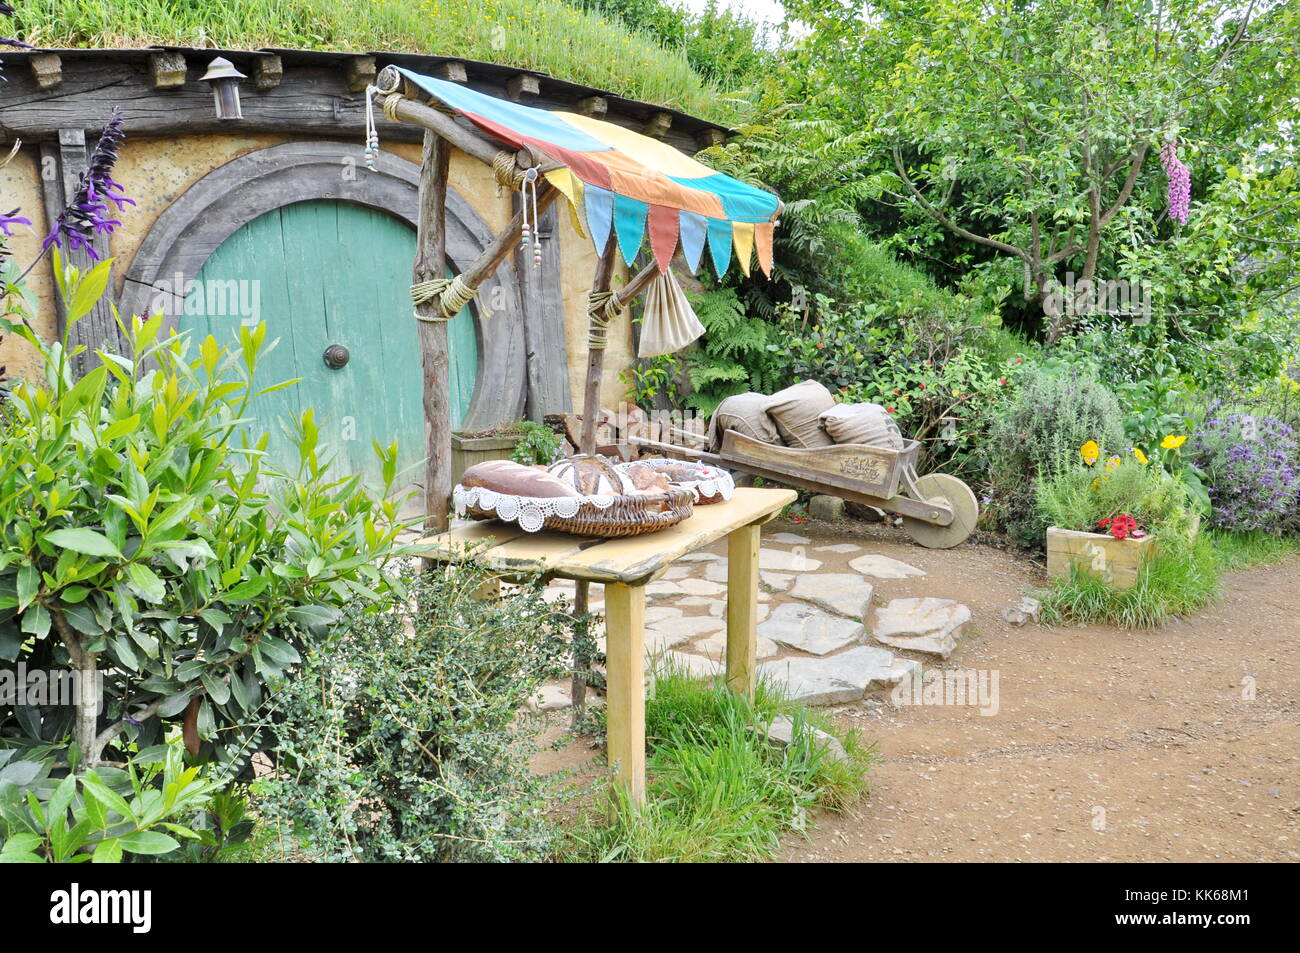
[492,151,528,191]
[381,92,405,123]
[586,290,629,349]
[411,274,490,323]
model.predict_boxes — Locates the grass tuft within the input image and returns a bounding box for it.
[1037,535,1222,628]
[1206,529,1300,571]
[561,665,871,862]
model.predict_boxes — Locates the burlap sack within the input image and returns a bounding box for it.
[819,402,904,450]
[763,380,836,448]
[707,392,780,451]
[637,269,706,357]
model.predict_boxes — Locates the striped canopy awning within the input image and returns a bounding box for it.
[394,68,779,277]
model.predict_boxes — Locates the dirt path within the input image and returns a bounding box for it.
[778,523,1300,862]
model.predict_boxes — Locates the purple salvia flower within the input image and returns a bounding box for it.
[0,208,29,271]
[0,208,29,236]
[1160,141,1191,226]
[43,107,135,261]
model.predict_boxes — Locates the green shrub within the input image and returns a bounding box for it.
[988,364,1126,546]
[0,738,221,862]
[258,564,579,862]
[0,257,417,772]
[563,666,870,862]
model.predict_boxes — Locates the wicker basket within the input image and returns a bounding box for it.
[453,454,694,537]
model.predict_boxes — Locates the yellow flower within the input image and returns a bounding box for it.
[1080,440,1100,466]
[1091,477,1102,492]
[1133,447,1149,464]
[1104,456,1121,472]
[1161,434,1187,449]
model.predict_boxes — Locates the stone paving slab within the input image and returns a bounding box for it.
[849,554,927,579]
[871,597,970,659]
[761,571,793,592]
[647,577,728,599]
[767,532,812,545]
[760,549,822,572]
[649,615,725,639]
[655,651,723,680]
[789,573,874,619]
[693,632,780,662]
[758,647,919,706]
[759,602,865,656]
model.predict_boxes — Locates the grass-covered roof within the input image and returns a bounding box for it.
[10,0,741,123]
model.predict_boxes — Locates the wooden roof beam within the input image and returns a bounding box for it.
[28,53,62,90]
[506,74,541,102]
[149,52,187,89]
[253,54,283,90]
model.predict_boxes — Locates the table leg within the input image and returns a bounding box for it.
[604,581,646,808]
[571,580,590,725]
[726,523,760,697]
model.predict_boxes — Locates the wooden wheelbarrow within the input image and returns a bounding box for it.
[630,430,979,549]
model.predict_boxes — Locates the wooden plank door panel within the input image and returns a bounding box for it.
[183,199,478,490]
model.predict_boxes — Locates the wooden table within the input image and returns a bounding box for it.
[418,487,797,806]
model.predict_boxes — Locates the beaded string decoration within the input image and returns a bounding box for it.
[362,85,381,171]
[518,165,543,269]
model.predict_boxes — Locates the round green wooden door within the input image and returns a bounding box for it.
[182,200,477,489]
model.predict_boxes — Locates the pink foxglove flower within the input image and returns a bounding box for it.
[1160,141,1190,226]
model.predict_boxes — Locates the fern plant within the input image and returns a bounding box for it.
[683,287,788,415]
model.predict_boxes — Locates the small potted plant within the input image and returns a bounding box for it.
[451,419,561,483]
[1039,440,1196,590]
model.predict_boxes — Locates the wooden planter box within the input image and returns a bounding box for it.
[1046,526,1156,590]
[451,432,524,485]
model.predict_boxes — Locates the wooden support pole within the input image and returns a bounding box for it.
[377,90,560,174]
[604,582,647,808]
[726,524,760,697]
[572,241,621,720]
[460,182,560,290]
[414,130,453,533]
[613,261,662,307]
[579,241,621,456]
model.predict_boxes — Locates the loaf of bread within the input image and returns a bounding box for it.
[459,459,583,498]
[621,462,672,492]
[547,457,632,496]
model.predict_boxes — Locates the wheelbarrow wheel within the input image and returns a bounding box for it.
[901,473,979,549]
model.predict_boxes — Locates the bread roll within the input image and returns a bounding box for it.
[460,460,582,498]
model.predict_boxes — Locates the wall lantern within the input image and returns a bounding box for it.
[199,57,247,120]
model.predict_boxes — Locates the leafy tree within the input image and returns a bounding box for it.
[786,0,1299,342]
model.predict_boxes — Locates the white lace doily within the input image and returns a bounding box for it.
[453,484,615,533]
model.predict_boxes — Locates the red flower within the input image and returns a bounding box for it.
[885,407,895,414]
[1097,514,1140,540]
[815,342,825,349]
[999,377,1007,385]
[1015,357,1024,364]
[918,383,926,390]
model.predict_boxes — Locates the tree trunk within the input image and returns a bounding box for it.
[74,652,99,765]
